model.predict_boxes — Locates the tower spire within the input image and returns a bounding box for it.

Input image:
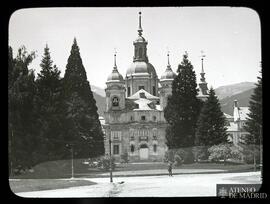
[113,49,117,71]
[200,50,206,82]
[138,11,143,36]
[167,51,170,67]
[166,50,172,71]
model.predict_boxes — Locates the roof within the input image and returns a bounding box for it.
[126,61,157,77]
[234,107,250,121]
[133,98,153,110]
[99,116,105,126]
[224,113,233,119]
[227,122,238,132]
[160,66,176,81]
[127,89,159,100]
[107,69,124,82]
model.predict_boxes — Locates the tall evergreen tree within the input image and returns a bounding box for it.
[8,46,38,173]
[62,38,104,158]
[195,88,228,146]
[243,70,262,145]
[164,52,202,148]
[35,44,64,161]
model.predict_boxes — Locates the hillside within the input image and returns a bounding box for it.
[92,92,106,117]
[219,88,254,115]
[215,82,255,100]
[91,84,105,97]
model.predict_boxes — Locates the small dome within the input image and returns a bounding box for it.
[107,69,124,82]
[160,67,176,81]
[134,36,146,43]
[126,61,157,77]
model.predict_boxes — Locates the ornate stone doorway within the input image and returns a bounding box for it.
[139,144,149,160]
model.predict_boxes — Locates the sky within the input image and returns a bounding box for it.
[9,7,261,89]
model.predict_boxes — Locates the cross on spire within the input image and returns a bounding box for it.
[200,50,206,73]
[167,50,171,67]
[113,48,117,70]
[138,11,143,36]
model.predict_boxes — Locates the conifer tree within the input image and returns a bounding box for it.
[35,44,64,161]
[62,38,104,158]
[195,88,228,146]
[8,46,38,173]
[164,52,202,148]
[243,70,262,145]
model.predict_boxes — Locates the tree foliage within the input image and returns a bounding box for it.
[164,52,202,148]
[62,38,104,158]
[243,70,262,145]
[35,45,65,161]
[195,88,228,146]
[8,46,38,173]
[9,40,105,175]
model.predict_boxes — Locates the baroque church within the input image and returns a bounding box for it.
[103,12,209,162]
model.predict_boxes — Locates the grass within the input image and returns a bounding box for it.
[9,179,97,193]
[10,159,255,179]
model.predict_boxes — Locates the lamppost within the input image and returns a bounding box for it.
[109,131,113,183]
[66,143,74,179]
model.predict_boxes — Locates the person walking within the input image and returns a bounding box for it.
[168,161,173,176]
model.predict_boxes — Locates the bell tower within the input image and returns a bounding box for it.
[105,52,125,111]
[159,51,176,109]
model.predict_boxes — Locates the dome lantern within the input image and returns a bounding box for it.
[107,51,124,82]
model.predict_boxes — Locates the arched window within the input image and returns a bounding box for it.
[138,47,143,58]
[130,145,135,153]
[112,96,119,107]
[153,144,157,153]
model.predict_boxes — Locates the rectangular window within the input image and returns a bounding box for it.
[139,86,145,90]
[113,145,119,155]
[128,87,131,96]
[153,86,156,96]
[111,131,121,140]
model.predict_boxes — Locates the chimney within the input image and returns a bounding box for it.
[234,100,238,108]
[233,100,240,122]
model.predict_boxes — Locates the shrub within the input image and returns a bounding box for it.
[230,145,242,161]
[192,146,209,162]
[208,144,231,164]
[164,148,194,164]
[208,144,245,164]
[241,144,260,164]
[174,154,183,166]
[97,155,116,171]
[88,155,116,171]
[120,152,129,163]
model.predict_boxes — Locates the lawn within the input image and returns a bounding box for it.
[9,158,255,179]
[9,179,96,193]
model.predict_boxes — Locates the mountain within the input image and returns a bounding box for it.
[214,82,256,100]
[90,85,106,117]
[91,81,256,117]
[92,92,106,117]
[219,88,254,115]
[91,84,105,97]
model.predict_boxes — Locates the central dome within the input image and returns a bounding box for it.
[126,61,157,77]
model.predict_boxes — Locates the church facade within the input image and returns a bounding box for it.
[103,12,209,162]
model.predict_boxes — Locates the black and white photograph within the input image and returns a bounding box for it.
[8,7,264,198]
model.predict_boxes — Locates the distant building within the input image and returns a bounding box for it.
[103,12,208,162]
[225,100,250,146]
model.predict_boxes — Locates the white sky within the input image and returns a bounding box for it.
[9,7,261,89]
